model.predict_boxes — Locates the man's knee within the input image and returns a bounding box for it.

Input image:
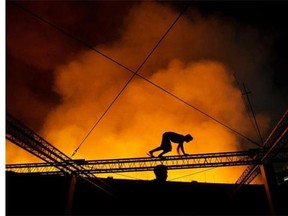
[163,148,171,153]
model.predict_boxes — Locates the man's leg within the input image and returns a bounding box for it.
[148,147,162,157]
[149,133,170,157]
[158,139,172,158]
[158,150,170,158]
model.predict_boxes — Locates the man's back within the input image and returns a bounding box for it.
[164,132,185,144]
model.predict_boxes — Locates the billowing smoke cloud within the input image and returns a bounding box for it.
[7,1,275,183]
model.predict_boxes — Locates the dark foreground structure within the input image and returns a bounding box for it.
[6,171,288,215]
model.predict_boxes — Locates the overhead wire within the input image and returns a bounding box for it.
[96,168,217,182]
[107,172,143,181]
[231,70,264,146]
[135,73,261,147]
[170,167,217,181]
[71,2,191,157]
[10,1,261,157]
[9,1,134,74]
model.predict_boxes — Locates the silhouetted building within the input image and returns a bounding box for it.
[6,171,287,215]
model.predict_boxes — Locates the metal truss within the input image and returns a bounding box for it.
[229,110,288,195]
[6,113,96,179]
[6,112,119,194]
[7,148,288,175]
[6,111,288,176]
[5,149,261,175]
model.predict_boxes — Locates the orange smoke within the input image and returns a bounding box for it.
[6,1,271,184]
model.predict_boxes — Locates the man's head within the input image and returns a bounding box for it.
[153,165,168,182]
[184,134,193,142]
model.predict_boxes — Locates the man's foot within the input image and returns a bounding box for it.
[147,152,155,157]
[158,155,166,160]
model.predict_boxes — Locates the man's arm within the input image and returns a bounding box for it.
[177,143,187,155]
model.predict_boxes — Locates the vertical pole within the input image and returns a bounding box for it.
[260,164,275,215]
[242,83,264,145]
[66,174,77,215]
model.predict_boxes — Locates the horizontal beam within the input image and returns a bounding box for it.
[6,149,262,174]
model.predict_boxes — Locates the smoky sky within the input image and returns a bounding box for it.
[6,1,288,130]
[6,1,288,182]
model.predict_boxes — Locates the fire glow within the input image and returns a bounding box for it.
[6,1,272,184]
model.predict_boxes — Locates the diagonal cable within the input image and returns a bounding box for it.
[134,73,261,147]
[72,2,191,156]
